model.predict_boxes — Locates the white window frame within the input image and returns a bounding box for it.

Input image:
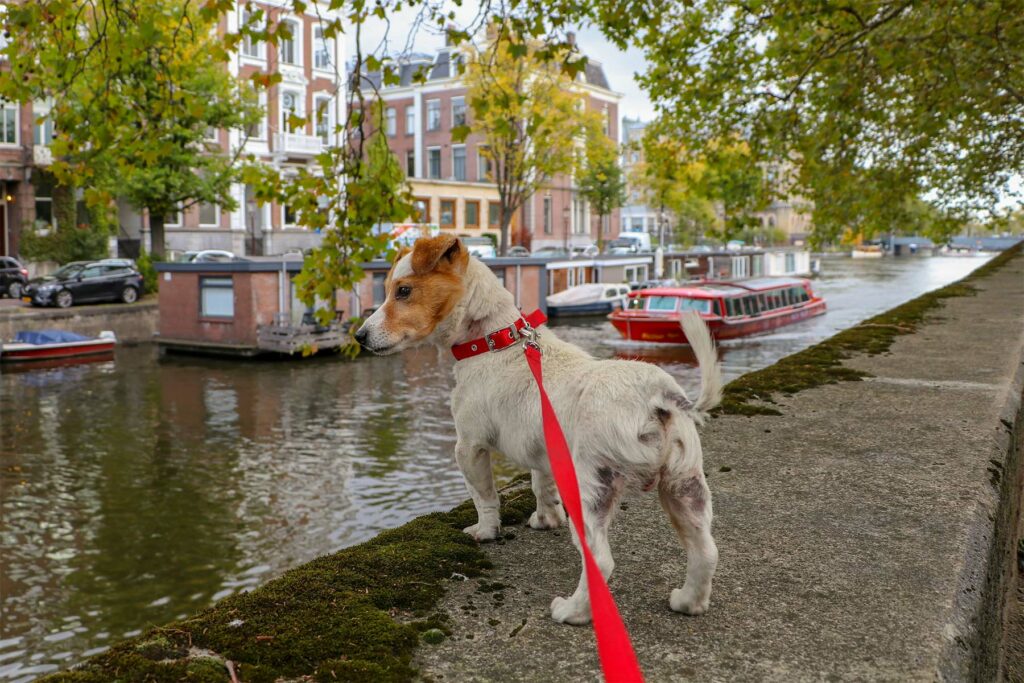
[245,91,268,141]
[0,99,18,146]
[32,104,54,147]
[278,17,301,67]
[281,90,303,133]
[164,204,183,227]
[198,201,220,227]
[451,96,466,128]
[385,107,397,137]
[312,25,333,72]
[200,277,235,319]
[427,146,442,179]
[314,95,333,144]
[452,145,466,181]
[282,204,299,229]
[239,5,265,61]
[426,99,441,131]
[477,145,492,181]
[405,106,415,136]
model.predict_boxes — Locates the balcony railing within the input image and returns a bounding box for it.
[33,145,53,166]
[274,133,323,158]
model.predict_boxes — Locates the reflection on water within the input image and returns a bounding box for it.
[0,254,990,679]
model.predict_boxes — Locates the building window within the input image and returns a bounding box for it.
[452,146,466,181]
[426,99,441,131]
[33,110,54,146]
[279,19,298,65]
[624,265,648,282]
[199,201,219,227]
[428,147,441,179]
[413,197,430,223]
[452,96,467,127]
[33,177,54,229]
[164,205,182,227]
[543,196,552,234]
[372,272,387,305]
[201,277,234,318]
[313,26,332,70]
[283,204,298,228]
[240,6,263,59]
[602,108,610,137]
[245,92,267,140]
[602,214,610,235]
[385,107,396,137]
[406,149,416,178]
[405,106,414,135]
[488,202,500,228]
[315,97,331,143]
[465,200,480,229]
[439,199,455,228]
[478,147,492,181]
[281,91,301,132]
[0,99,16,144]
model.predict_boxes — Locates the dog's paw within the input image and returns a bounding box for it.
[669,588,710,616]
[550,596,591,625]
[528,506,565,530]
[463,523,500,542]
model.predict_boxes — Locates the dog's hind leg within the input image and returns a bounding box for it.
[528,469,565,530]
[550,466,625,625]
[455,442,501,542]
[658,470,718,615]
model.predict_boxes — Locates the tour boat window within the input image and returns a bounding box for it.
[627,297,643,310]
[605,288,618,298]
[781,289,791,306]
[646,296,679,311]
[726,299,739,317]
[757,293,768,311]
[678,298,711,313]
[743,296,758,315]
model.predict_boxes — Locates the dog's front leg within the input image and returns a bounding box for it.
[455,442,501,542]
[528,469,565,530]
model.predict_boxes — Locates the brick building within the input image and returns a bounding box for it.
[0,1,347,261]
[360,34,623,252]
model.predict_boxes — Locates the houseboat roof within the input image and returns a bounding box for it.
[634,277,810,299]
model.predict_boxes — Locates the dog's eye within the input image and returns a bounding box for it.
[396,285,412,300]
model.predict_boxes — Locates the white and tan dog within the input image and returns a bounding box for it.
[356,235,721,624]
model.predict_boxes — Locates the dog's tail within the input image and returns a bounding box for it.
[680,310,722,418]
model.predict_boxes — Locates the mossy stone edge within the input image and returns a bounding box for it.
[43,480,538,683]
[718,243,1022,416]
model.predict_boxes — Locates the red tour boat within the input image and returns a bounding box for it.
[0,329,117,363]
[608,278,826,344]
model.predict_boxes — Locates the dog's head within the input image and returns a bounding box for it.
[355,234,469,355]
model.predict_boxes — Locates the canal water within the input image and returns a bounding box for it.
[0,254,990,679]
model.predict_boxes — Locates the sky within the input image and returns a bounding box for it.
[344,7,657,123]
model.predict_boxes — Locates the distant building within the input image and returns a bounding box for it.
[754,162,813,245]
[358,32,623,251]
[620,117,666,237]
[118,1,347,258]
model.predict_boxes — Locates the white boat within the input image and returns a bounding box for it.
[1,330,117,363]
[546,283,631,317]
[851,245,884,258]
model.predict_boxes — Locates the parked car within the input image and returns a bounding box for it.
[23,260,144,308]
[604,238,640,255]
[461,237,497,259]
[183,249,236,263]
[506,245,530,257]
[0,256,29,298]
[570,244,599,258]
[531,246,570,258]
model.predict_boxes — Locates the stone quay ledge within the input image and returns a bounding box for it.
[46,246,1024,682]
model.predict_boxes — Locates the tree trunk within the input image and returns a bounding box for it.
[499,205,512,256]
[149,210,166,258]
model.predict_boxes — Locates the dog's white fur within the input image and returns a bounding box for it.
[359,243,721,624]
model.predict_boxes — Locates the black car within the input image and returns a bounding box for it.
[1,256,29,298]
[24,259,144,308]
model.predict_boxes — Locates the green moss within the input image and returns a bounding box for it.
[44,486,536,683]
[719,244,1022,415]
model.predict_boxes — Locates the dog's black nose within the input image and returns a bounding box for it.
[354,326,368,347]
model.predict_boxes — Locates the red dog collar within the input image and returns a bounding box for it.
[451,309,547,360]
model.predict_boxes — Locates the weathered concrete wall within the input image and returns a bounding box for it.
[0,299,157,344]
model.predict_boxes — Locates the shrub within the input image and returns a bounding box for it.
[20,222,109,264]
[137,249,163,294]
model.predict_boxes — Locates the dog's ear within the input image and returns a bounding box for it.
[411,234,468,275]
[392,246,412,265]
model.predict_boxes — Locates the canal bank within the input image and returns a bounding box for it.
[0,298,157,344]
[39,246,1024,681]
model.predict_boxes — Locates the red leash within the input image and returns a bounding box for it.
[523,342,645,683]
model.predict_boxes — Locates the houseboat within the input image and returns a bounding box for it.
[608,278,826,344]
